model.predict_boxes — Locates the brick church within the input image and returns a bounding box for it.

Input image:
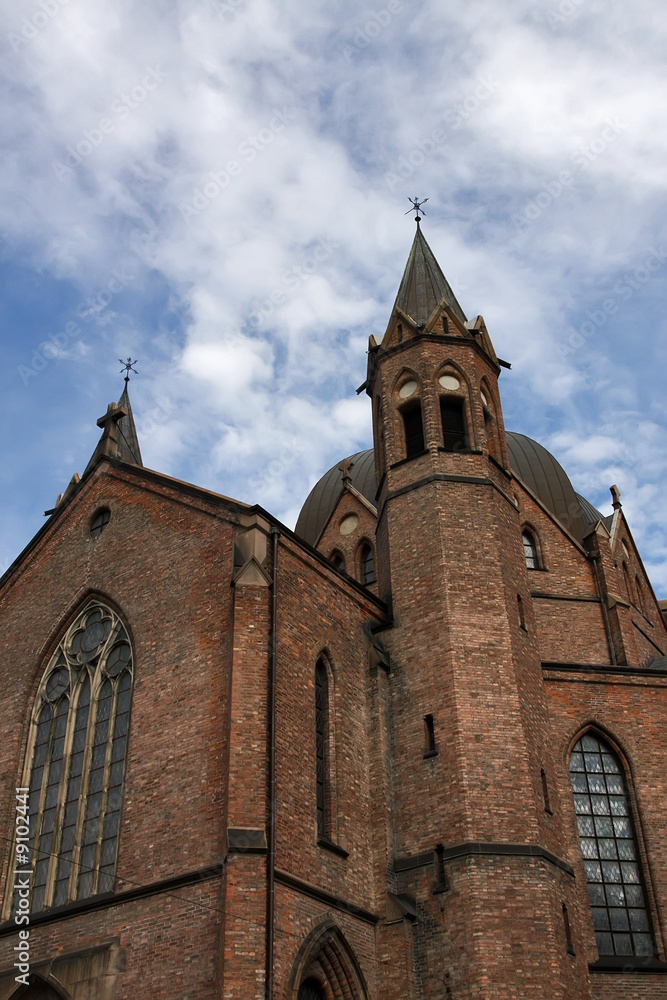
[1,219,666,1000]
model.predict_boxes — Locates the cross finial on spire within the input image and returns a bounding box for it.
[119,357,139,384]
[405,197,428,223]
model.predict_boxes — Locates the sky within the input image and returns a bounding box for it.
[0,0,666,597]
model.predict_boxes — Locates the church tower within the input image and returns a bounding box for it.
[366,216,591,999]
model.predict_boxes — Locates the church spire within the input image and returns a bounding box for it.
[83,363,143,476]
[116,381,143,466]
[115,357,143,466]
[394,220,466,327]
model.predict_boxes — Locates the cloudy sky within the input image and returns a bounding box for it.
[1,0,665,596]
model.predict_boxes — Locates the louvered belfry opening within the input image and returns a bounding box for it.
[440,397,466,451]
[403,404,425,458]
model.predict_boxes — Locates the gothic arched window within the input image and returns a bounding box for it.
[330,551,345,573]
[360,543,375,585]
[522,529,539,570]
[569,732,654,958]
[315,660,330,838]
[5,602,133,919]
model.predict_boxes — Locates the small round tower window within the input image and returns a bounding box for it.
[90,507,111,538]
[399,380,418,399]
[480,390,488,406]
[439,375,460,391]
[339,514,359,536]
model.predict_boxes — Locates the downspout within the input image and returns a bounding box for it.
[592,553,617,666]
[266,525,280,1000]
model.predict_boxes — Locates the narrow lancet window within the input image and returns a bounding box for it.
[5,602,133,919]
[570,732,654,958]
[523,530,539,569]
[315,660,329,838]
[360,544,375,585]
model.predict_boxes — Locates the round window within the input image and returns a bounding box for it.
[480,390,488,406]
[90,508,111,538]
[439,375,460,391]
[399,380,418,399]
[339,514,359,536]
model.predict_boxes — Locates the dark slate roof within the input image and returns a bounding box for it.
[506,432,585,541]
[116,384,143,466]
[576,492,612,531]
[294,433,605,547]
[294,449,376,547]
[394,223,467,327]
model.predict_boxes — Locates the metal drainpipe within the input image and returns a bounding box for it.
[266,526,280,1000]
[592,552,617,665]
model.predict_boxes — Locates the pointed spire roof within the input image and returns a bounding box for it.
[116,382,143,466]
[394,221,466,327]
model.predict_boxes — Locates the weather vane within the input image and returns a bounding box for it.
[406,196,428,221]
[119,357,139,383]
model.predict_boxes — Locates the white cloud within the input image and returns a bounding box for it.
[0,0,666,594]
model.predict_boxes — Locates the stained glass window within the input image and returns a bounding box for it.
[570,732,654,958]
[5,602,133,919]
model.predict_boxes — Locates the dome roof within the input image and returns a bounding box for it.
[295,433,597,546]
[295,450,377,547]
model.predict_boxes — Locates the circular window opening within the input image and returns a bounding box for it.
[480,390,488,406]
[90,507,111,538]
[339,514,359,536]
[439,375,461,391]
[399,379,418,399]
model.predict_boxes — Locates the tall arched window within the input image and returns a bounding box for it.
[315,660,330,838]
[360,543,375,585]
[522,529,539,569]
[5,602,133,919]
[569,732,654,957]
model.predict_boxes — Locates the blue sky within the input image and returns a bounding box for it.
[1,0,665,596]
